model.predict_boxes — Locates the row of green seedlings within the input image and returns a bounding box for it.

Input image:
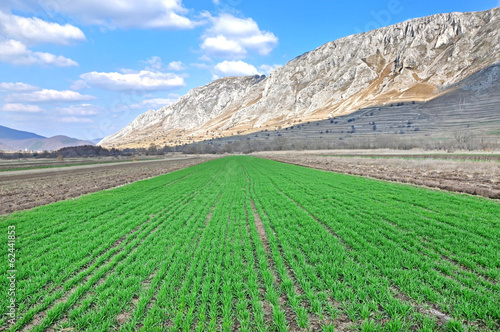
[244,168,320,331]
[261,157,500,274]
[270,159,500,324]
[272,163,500,287]
[58,163,226,331]
[3,187,176,329]
[288,158,500,276]
[139,158,307,331]
[15,164,221,331]
[246,161,425,331]
[259,158,499,330]
[147,167,237,332]
[0,164,195,284]
[136,158,279,331]
[349,181,500,278]
[242,167,303,332]
[1,162,218,330]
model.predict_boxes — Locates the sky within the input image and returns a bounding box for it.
[0,0,497,141]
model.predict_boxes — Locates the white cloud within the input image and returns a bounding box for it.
[0,10,85,46]
[201,13,278,59]
[0,39,78,66]
[209,13,263,37]
[167,61,186,71]
[13,0,197,30]
[79,70,186,91]
[0,82,39,92]
[202,35,246,58]
[57,104,103,115]
[59,116,93,123]
[2,103,44,112]
[214,60,259,77]
[212,0,220,5]
[6,89,95,103]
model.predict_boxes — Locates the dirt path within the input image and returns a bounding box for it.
[0,156,218,215]
[254,152,500,200]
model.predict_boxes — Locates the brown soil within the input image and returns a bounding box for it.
[255,152,500,199]
[0,156,217,215]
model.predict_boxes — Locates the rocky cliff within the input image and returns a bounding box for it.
[99,7,500,148]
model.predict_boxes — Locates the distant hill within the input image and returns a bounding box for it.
[0,125,95,151]
[0,125,45,140]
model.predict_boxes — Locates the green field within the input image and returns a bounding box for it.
[1,156,499,331]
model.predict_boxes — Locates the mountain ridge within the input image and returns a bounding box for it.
[0,125,45,140]
[99,7,500,149]
[0,125,95,151]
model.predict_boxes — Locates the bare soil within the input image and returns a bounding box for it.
[254,151,500,199]
[0,156,217,215]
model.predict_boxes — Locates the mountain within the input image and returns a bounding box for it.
[99,8,500,149]
[186,63,500,152]
[0,125,95,151]
[0,125,45,140]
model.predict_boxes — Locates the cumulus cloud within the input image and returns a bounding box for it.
[2,103,44,112]
[0,10,85,46]
[201,13,278,59]
[202,35,246,57]
[214,60,259,77]
[6,89,95,103]
[79,70,186,91]
[0,39,78,66]
[0,82,39,92]
[12,0,196,30]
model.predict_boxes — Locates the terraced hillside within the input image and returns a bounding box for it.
[188,64,500,151]
[1,157,498,331]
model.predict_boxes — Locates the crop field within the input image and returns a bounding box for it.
[1,156,499,331]
[257,152,500,200]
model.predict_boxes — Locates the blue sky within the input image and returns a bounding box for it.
[0,0,497,141]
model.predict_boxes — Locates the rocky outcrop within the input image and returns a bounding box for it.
[99,75,265,146]
[99,8,500,148]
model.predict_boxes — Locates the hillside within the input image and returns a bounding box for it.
[186,63,500,152]
[0,125,45,140]
[99,8,500,149]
